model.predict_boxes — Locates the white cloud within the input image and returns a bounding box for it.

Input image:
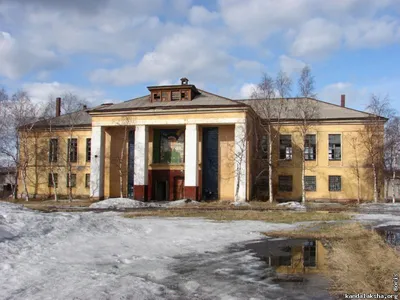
[290,18,342,59]
[239,83,258,98]
[344,17,400,48]
[279,55,306,75]
[23,81,105,105]
[188,6,219,25]
[0,31,60,79]
[90,27,234,86]
[318,82,368,108]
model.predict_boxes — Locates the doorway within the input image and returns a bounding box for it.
[202,127,219,200]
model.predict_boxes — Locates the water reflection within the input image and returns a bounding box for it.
[244,238,327,276]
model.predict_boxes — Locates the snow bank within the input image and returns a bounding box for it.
[89,198,201,209]
[277,201,306,211]
[89,198,161,209]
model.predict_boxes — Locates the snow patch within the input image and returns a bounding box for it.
[89,198,201,209]
[277,201,306,211]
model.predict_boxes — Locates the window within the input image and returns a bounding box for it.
[329,176,341,191]
[260,135,268,159]
[279,135,292,160]
[161,91,169,101]
[171,91,180,101]
[85,174,90,188]
[153,92,161,102]
[86,138,91,162]
[303,240,316,267]
[67,173,76,188]
[49,138,58,162]
[304,134,316,161]
[153,129,185,164]
[279,175,293,192]
[48,173,58,188]
[304,176,316,191]
[329,134,341,161]
[67,138,78,163]
[278,246,292,266]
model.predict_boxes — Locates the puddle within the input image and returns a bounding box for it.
[375,225,400,249]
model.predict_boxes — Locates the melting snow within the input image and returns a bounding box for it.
[277,201,306,211]
[1,201,307,300]
[89,198,201,209]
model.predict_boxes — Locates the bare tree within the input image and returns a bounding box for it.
[360,94,393,203]
[41,93,88,201]
[110,117,133,198]
[0,90,38,200]
[293,66,320,203]
[251,71,292,202]
[385,116,400,203]
[347,134,363,203]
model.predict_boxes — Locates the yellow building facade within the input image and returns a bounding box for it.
[21,80,383,202]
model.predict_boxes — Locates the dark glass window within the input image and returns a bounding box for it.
[67,173,76,188]
[171,91,180,101]
[329,176,341,191]
[153,129,185,164]
[304,176,316,191]
[279,175,293,192]
[67,138,78,163]
[86,138,91,162]
[85,174,90,188]
[304,134,316,160]
[49,139,58,162]
[260,135,268,159]
[329,134,341,161]
[48,173,58,188]
[279,135,292,160]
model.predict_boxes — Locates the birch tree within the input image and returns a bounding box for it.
[251,71,292,202]
[0,91,38,200]
[385,116,400,203]
[293,66,320,203]
[361,94,393,203]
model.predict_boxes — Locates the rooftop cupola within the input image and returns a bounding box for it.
[147,77,200,103]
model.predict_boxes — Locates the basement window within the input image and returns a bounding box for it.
[279,135,292,160]
[329,134,341,161]
[304,176,316,191]
[304,134,316,161]
[279,175,293,192]
[329,176,341,191]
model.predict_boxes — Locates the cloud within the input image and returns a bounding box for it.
[23,81,105,105]
[90,27,234,86]
[318,82,369,108]
[239,83,258,98]
[290,18,342,59]
[0,31,61,79]
[279,55,306,75]
[188,5,219,25]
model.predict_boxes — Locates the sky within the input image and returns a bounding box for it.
[0,0,399,112]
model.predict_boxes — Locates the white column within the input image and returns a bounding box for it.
[90,126,104,198]
[234,122,247,202]
[184,124,198,187]
[134,125,149,186]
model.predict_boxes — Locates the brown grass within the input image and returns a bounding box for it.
[125,210,352,223]
[2,199,93,210]
[264,222,369,240]
[329,225,400,295]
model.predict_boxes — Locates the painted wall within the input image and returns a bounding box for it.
[270,123,380,201]
[23,129,92,198]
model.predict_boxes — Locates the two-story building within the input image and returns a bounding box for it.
[21,79,384,202]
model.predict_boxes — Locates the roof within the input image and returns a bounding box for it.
[33,109,92,128]
[92,89,245,112]
[238,97,377,120]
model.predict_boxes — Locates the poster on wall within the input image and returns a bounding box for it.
[160,129,185,163]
